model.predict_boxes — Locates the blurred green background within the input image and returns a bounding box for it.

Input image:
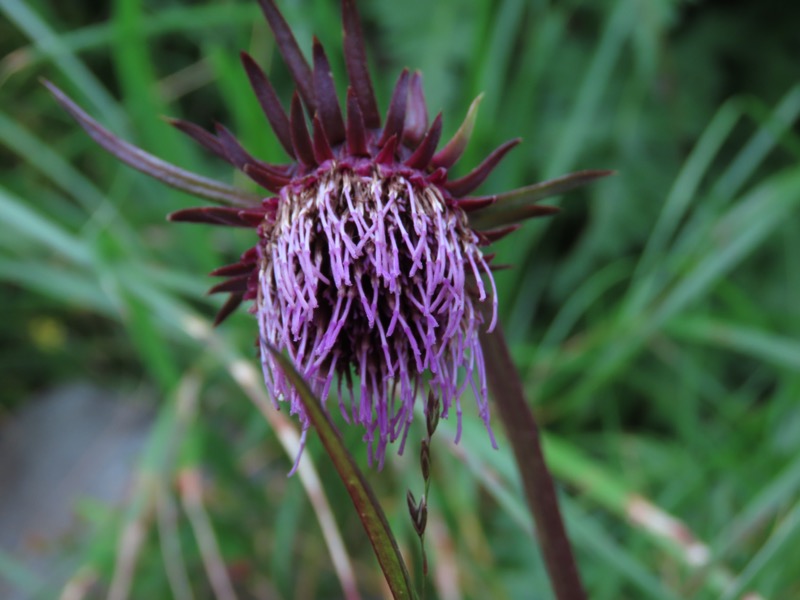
[1,0,800,598]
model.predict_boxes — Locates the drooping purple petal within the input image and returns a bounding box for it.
[256,0,316,111]
[445,138,521,197]
[240,51,295,158]
[341,0,380,128]
[43,80,260,207]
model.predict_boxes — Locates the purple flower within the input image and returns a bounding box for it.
[46,0,610,470]
[259,149,499,469]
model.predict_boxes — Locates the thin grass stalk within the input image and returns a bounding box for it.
[267,347,416,600]
[478,316,585,600]
[179,468,239,600]
[178,314,362,600]
[106,473,155,600]
[156,488,195,600]
[58,567,97,600]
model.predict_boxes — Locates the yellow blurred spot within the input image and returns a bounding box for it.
[28,317,67,352]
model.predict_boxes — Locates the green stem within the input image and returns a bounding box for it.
[268,348,416,600]
[479,320,586,600]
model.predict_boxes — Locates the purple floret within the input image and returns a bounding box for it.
[258,166,498,470]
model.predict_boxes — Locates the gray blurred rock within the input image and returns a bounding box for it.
[0,382,152,599]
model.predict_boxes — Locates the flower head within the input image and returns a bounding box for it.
[46,0,610,469]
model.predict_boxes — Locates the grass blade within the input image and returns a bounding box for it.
[266,348,416,600]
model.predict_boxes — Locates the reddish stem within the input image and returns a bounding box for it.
[479,319,586,600]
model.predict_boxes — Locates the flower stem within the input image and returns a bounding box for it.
[479,321,586,600]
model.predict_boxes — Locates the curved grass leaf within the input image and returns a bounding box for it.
[43,81,261,208]
[266,348,416,600]
[469,169,614,230]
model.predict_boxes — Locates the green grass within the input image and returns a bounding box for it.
[2,0,800,598]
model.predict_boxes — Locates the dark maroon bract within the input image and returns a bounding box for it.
[46,0,610,470]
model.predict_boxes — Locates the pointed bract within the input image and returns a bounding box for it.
[167,118,228,162]
[432,93,483,169]
[445,138,521,197]
[240,52,295,158]
[214,294,245,326]
[168,206,265,227]
[404,112,442,170]
[403,71,428,146]
[44,80,259,207]
[290,92,317,168]
[456,196,497,212]
[378,69,410,147]
[215,124,257,170]
[341,0,380,128]
[312,38,346,145]
[244,163,290,192]
[312,114,336,163]
[475,223,521,245]
[375,133,398,165]
[467,170,614,229]
[493,170,615,209]
[346,87,369,156]
[209,274,252,294]
[211,262,255,277]
[256,0,316,111]
[469,203,561,230]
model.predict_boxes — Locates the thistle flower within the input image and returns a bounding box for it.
[45,0,609,469]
